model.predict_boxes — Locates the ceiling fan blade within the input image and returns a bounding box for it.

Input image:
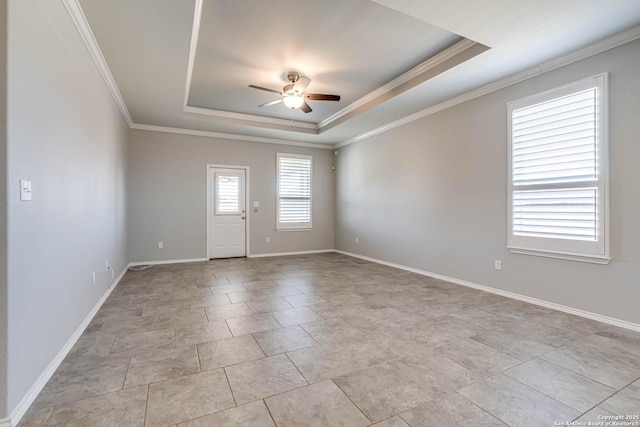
[305,94,341,101]
[293,76,311,92]
[258,99,283,107]
[300,102,312,113]
[249,85,281,94]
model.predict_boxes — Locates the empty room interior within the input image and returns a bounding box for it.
[2,0,640,426]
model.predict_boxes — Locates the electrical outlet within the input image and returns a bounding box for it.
[494,260,502,270]
[266,237,270,243]
[92,272,96,284]
[158,241,164,249]
[355,237,359,244]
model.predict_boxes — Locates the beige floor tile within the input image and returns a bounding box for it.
[226,313,281,336]
[176,401,275,427]
[286,342,397,383]
[175,320,232,346]
[44,386,147,427]
[142,301,190,316]
[124,346,200,387]
[271,307,324,327]
[599,382,640,414]
[265,380,369,427]
[370,416,410,427]
[32,356,129,409]
[89,315,159,337]
[253,325,317,356]
[458,374,580,427]
[284,293,329,307]
[540,334,640,388]
[16,406,53,427]
[246,297,294,314]
[399,393,506,426]
[504,358,616,412]
[333,363,430,422]
[197,334,264,370]
[187,294,231,309]
[205,303,252,321]
[145,370,235,426]
[573,406,617,423]
[24,254,640,426]
[155,308,208,329]
[225,354,308,405]
[109,328,175,358]
[388,355,475,396]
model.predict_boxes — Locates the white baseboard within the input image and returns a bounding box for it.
[334,250,640,333]
[247,249,334,258]
[128,257,208,266]
[9,265,129,426]
[129,251,335,264]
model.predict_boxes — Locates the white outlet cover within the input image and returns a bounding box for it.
[253,201,260,208]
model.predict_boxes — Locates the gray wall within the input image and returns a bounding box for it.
[128,130,334,262]
[0,0,7,419]
[335,39,640,325]
[7,0,129,414]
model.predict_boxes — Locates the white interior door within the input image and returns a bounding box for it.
[208,167,246,258]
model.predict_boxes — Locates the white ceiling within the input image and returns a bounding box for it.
[77,0,640,147]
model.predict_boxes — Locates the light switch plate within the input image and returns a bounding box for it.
[20,179,32,201]
[253,201,260,208]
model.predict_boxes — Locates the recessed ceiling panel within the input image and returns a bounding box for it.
[187,0,462,123]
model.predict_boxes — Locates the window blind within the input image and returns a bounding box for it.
[277,154,312,228]
[513,188,597,241]
[216,174,239,214]
[511,88,598,242]
[512,89,597,186]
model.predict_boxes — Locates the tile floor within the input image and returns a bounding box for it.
[19,253,640,426]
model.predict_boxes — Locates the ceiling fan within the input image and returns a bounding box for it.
[248,72,340,113]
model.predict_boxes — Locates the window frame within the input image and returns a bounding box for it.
[276,152,313,231]
[507,74,610,264]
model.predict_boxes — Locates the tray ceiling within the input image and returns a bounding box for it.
[75,0,640,146]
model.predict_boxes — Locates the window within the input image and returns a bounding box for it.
[277,153,312,230]
[507,74,609,264]
[215,173,240,215]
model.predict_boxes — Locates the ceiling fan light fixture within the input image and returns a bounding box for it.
[282,93,304,109]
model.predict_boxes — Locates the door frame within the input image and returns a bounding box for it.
[206,164,251,259]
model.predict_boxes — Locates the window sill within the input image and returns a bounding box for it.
[508,246,611,265]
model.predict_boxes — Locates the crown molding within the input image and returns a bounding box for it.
[183,0,203,110]
[335,24,640,149]
[318,38,479,129]
[62,0,133,127]
[130,123,333,149]
[184,106,319,131]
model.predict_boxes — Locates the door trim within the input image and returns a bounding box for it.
[206,164,251,259]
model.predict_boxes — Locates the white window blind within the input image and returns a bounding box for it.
[215,174,240,215]
[277,153,312,230]
[507,74,609,264]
